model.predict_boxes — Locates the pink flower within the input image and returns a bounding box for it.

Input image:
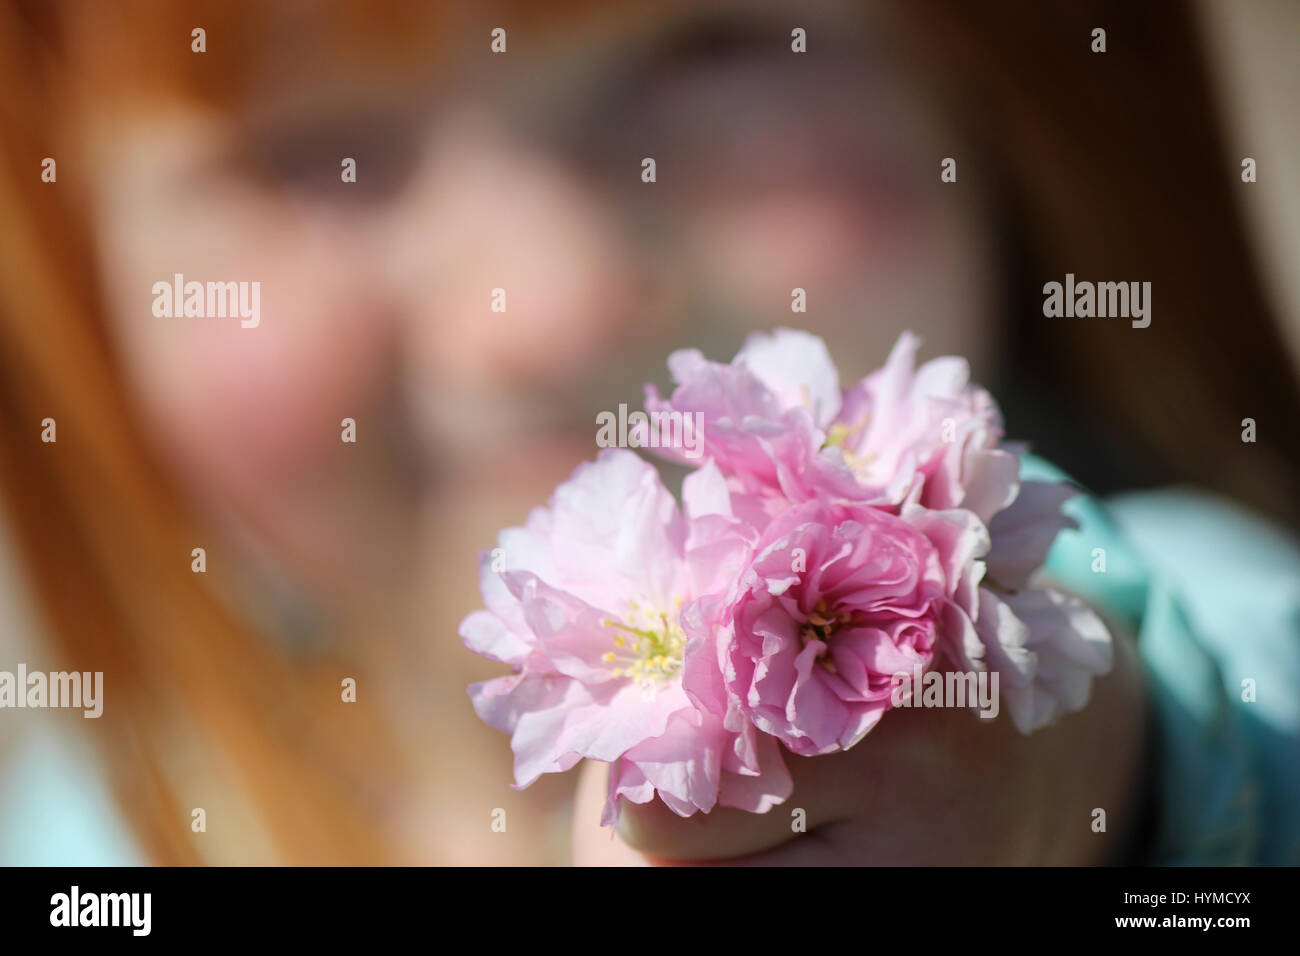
[717,498,989,755]
[642,330,833,526]
[823,332,1020,523]
[645,329,1020,524]
[462,449,791,825]
[950,585,1114,733]
[464,330,1117,830]
[644,331,1113,736]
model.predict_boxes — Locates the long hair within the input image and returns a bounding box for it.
[895,0,1299,522]
[0,0,414,864]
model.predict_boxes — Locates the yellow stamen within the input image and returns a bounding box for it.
[600,599,687,686]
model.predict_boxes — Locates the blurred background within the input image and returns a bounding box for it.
[0,0,1297,864]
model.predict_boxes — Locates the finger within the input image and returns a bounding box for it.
[571,759,650,866]
[570,755,843,865]
[611,700,1009,863]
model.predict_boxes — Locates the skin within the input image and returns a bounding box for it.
[54,1,1144,862]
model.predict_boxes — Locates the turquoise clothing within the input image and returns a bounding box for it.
[0,720,145,865]
[1024,455,1300,865]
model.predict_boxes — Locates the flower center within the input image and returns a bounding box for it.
[822,419,875,477]
[799,600,855,674]
[601,597,686,688]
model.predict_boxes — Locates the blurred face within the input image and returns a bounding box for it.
[78,0,994,605]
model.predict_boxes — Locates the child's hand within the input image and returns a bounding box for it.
[573,621,1147,866]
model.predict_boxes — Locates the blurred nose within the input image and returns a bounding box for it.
[386,111,632,401]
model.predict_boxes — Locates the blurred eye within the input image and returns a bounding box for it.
[238,103,425,203]
[642,13,783,70]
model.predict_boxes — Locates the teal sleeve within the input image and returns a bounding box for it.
[1021,455,1297,865]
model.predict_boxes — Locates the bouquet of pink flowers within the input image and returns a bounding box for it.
[461,330,1113,826]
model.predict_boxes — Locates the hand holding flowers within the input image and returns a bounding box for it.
[462,330,1113,828]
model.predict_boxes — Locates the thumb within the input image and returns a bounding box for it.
[569,712,951,865]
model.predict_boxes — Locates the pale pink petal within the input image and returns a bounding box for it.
[459,609,532,665]
[468,674,589,787]
[717,731,793,813]
[737,327,842,429]
[998,587,1113,732]
[985,480,1079,589]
